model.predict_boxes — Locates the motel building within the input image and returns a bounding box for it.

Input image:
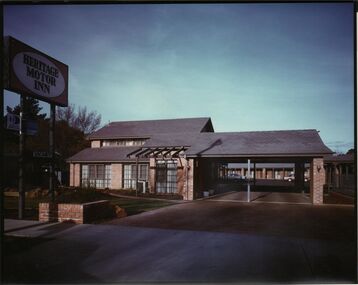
[67,117,333,204]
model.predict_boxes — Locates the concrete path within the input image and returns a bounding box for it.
[4,199,356,283]
[207,191,311,204]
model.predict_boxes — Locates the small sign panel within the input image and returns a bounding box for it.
[6,113,38,135]
[33,151,52,158]
[4,36,68,106]
[6,113,20,131]
[26,120,38,136]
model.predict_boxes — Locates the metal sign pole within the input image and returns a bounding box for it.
[0,9,5,281]
[247,159,251,202]
[18,95,25,219]
[49,103,55,202]
[136,157,139,196]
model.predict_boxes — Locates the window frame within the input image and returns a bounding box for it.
[123,163,149,190]
[155,160,178,194]
[81,163,111,189]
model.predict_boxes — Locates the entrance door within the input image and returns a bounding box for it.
[156,160,177,193]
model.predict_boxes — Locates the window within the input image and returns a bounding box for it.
[81,164,111,188]
[123,164,149,190]
[102,139,147,147]
[156,160,177,193]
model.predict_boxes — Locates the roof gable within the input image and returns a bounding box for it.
[87,117,213,140]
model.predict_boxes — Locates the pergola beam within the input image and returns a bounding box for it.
[127,146,188,159]
[172,147,186,157]
[126,148,145,158]
[127,146,186,158]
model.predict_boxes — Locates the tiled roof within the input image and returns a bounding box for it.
[324,153,354,163]
[87,117,213,140]
[67,147,147,163]
[143,133,199,147]
[68,125,333,162]
[185,130,333,157]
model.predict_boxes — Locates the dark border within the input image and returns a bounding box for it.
[1,1,357,283]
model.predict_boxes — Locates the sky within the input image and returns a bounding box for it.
[3,3,354,153]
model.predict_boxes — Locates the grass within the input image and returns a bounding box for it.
[4,188,176,220]
[109,189,183,200]
[106,197,174,215]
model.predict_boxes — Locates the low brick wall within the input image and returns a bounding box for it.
[39,200,113,224]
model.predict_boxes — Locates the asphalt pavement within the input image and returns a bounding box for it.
[4,197,356,283]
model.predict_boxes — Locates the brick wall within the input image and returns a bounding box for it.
[111,164,122,189]
[310,158,325,204]
[39,200,112,224]
[91,140,101,148]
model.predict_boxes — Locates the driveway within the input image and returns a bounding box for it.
[208,191,311,204]
[4,200,356,283]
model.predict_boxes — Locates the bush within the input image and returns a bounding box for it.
[54,187,105,204]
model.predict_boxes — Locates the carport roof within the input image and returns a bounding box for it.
[184,130,333,157]
[324,153,354,163]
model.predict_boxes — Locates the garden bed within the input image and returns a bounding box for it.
[5,187,175,221]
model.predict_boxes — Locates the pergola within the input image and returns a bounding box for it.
[127,146,188,159]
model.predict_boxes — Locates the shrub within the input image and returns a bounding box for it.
[55,187,105,204]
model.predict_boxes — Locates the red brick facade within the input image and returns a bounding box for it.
[310,158,325,204]
[39,200,112,224]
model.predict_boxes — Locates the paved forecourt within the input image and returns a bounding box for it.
[4,199,355,283]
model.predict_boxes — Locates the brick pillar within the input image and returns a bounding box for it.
[177,158,185,198]
[149,158,156,193]
[184,159,194,201]
[310,158,325,204]
[74,164,81,187]
[111,164,122,189]
[70,163,74,186]
[69,163,81,187]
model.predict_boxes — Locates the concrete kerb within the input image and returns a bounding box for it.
[196,191,237,201]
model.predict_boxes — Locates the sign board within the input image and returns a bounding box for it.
[5,113,38,135]
[6,113,20,131]
[26,120,38,135]
[4,36,68,106]
[33,151,52,158]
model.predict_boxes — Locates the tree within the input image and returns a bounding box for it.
[8,97,46,120]
[346,148,355,155]
[54,120,90,169]
[56,104,101,134]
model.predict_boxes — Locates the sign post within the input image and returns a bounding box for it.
[247,159,251,202]
[3,36,68,219]
[18,95,25,219]
[49,104,55,201]
[0,6,4,280]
